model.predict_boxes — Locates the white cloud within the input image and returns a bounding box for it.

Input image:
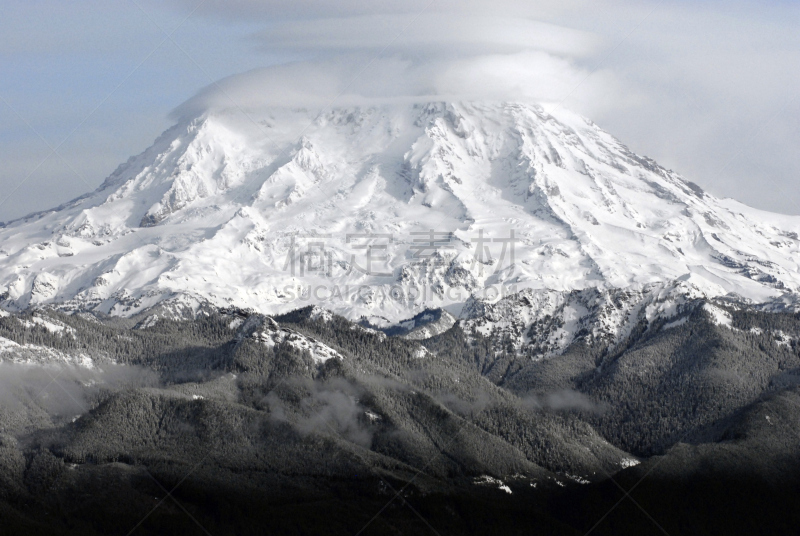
[173,50,618,118]
[254,13,600,57]
[171,7,616,118]
[155,0,595,21]
[2,0,799,218]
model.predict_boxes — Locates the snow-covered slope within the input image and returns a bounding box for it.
[1,102,798,332]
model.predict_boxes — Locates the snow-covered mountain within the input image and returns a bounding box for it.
[1,101,799,340]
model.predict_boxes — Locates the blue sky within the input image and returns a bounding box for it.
[1,0,798,220]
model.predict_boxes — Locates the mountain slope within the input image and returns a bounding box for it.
[1,102,798,327]
[1,305,799,535]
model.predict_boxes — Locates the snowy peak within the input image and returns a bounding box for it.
[0,101,798,325]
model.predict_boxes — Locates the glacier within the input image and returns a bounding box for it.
[0,101,798,344]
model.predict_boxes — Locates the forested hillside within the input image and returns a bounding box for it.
[0,302,799,535]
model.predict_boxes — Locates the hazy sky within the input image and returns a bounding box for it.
[1,0,798,221]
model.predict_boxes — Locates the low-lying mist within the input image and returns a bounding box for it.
[0,362,159,421]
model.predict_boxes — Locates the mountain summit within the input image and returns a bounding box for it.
[1,102,798,323]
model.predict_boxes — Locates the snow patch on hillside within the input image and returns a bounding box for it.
[474,475,512,494]
[703,303,733,327]
[662,316,689,330]
[247,319,342,364]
